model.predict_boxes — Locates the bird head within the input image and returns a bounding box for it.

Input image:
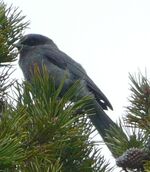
[14,34,56,51]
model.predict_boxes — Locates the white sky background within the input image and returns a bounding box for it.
[4,0,150,171]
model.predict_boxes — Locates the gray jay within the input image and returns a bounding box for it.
[16,34,117,144]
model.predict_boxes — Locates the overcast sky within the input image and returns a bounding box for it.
[4,0,150,170]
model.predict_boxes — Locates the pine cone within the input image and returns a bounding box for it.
[116,148,149,170]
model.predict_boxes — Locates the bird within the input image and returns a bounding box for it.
[15,34,117,146]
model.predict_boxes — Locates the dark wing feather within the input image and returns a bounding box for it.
[43,46,113,110]
[44,49,67,70]
[85,76,113,110]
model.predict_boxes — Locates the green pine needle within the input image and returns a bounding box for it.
[105,119,145,158]
[4,67,112,172]
[0,1,29,65]
[126,73,150,130]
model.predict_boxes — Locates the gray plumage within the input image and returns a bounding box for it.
[16,34,116,144]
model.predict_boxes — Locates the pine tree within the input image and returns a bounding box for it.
[105,72,150,172]
[4,1,150,172]
[0,1,112,171]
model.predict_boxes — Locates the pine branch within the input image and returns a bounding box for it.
[107,72,150,172]
[105,121,143,158]
[0,1,29,126]
[3,67,112,172]
[0,1,29,65]
[126,73,150,130]
[0,107,28,171]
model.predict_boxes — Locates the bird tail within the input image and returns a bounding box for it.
[88,99,117,146]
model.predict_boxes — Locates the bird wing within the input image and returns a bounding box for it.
[43,46,113,110]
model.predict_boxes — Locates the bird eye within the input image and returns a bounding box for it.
[22,38,37,46]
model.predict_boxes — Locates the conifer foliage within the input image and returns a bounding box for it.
[2,1,150,171]
[0,1,111,171]
[105,73,150,172]
[0,1,28,65]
